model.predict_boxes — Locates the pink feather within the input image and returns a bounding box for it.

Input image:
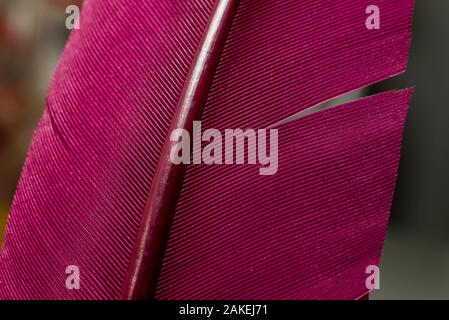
[0,0,413,299]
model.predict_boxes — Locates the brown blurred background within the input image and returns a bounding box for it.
[0,0,448,299]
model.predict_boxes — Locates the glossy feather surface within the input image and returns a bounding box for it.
[0,0,413,299]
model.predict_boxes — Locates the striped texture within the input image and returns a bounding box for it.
[0,0,215,299]
[200,0,413,130]
[0,0,413,299]
[156,90,412,299]
[156,0,413,299]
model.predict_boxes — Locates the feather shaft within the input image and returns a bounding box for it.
[122,0,240,300]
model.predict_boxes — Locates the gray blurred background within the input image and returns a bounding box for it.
[0,0,448,299]
[370,0,449,299]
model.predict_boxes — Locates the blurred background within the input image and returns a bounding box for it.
[0,0,448,299]
[0,0,82,243]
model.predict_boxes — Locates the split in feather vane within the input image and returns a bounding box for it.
[0,0,413,299]
[156,89,412,300]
